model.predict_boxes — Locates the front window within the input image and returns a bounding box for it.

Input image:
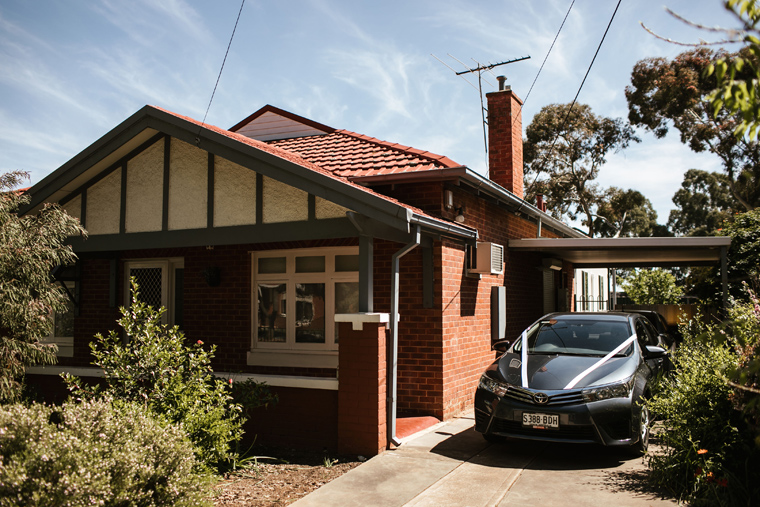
[124,258,184,327]
[252,248,359,351]
[43,280,76,357]
[515,318,633,357]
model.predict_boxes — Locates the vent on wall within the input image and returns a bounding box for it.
[468,242,504,275]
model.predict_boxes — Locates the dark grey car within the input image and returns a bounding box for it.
[474,312,669,455]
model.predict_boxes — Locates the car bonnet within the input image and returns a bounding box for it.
[496,351,638,391]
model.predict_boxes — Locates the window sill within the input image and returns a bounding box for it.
[247,349,338,369]
[25,366,338,391]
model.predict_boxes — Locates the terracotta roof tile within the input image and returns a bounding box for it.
[267,129,461,178]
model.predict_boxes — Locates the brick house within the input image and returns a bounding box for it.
[23,84,585,456]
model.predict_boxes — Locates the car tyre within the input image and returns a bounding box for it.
[628,404,650,456]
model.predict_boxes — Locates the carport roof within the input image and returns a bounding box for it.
[508,236,731,268]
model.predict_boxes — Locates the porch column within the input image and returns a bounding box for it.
[335,313,389,456]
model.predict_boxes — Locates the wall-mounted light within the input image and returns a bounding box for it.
[445,189,454,210]
[455,207,465,223]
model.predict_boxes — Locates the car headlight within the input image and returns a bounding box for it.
[478,375,509,397]
[582,377,634,402]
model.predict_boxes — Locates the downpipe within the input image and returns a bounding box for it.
[388,225,421,446]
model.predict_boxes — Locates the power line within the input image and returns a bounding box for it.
[526,0,623,197]
[198,0,246,139]
[521,0,576,107]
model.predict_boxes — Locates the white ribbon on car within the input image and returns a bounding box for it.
[520,329,529,387]
[563,333,637,390]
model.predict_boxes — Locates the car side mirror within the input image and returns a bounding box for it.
[645,345,667,359]
[492,339,511,354]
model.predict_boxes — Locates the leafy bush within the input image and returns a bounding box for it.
[64,280,247,470]
[646,314,760,505]
[0,398,212,506]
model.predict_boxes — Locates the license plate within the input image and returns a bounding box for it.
[522,412,559,429]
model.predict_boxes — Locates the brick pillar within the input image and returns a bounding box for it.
[486,86,524,199]
[336,314,388,456]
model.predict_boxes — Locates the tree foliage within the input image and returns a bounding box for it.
[725,208,760,296]
[626,47,760,211]
[668,169,735,236]
[594,187,662,237]
[707,0,760,141]
[524,103,639,236]
[0,171,86,403]
[623,268,683,304]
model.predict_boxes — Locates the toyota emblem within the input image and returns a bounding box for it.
[533,392,549,404]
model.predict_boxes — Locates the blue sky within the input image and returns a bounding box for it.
[0,0,742,226]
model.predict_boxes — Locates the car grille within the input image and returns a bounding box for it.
[491,418,598,442]
[504,386,584,406]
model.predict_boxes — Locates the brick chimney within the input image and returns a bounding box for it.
[486,79,524,199]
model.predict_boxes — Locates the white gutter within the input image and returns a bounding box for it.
[388,225,421,446]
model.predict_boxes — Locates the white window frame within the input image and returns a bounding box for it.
[124,258,184,325]
[43,280,75,357]
[249,247,359,368]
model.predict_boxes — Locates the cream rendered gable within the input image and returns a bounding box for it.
[126,138,163,232]
[61,135,354,237]
[215,156,256,227]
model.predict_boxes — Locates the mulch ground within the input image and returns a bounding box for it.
[212,448,363,506]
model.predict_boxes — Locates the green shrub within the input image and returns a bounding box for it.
[0,398,212,506]
[646,316,760,505]
[64,280,246,471]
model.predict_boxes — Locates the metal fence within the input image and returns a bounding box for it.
[574,296,608,312]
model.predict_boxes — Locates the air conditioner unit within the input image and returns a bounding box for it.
[468,242,504,275]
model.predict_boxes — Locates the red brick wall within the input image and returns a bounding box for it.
[337,321,387,455]
[242,386,338,450]
[364,180,562,421]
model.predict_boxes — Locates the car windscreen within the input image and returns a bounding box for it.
[515,318,634,357]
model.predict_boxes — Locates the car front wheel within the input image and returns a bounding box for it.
[628,404,650,456]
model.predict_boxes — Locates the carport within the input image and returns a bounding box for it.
[508,236,732,308]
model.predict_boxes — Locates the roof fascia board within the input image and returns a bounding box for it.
[66,217,358,252]
[20,107,159,214]
[353,165,583,239]
[509,237,732,250]
[458,168,584,238]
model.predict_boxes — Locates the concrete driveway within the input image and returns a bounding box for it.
[291,411,677,507]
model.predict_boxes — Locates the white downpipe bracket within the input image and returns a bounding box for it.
[520,329,529,388]
[388,226,421,447]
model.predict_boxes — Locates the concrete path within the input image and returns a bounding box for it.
[291,412,677,507]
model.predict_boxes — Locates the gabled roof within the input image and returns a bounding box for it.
[229,105,461,179]
[22,105,478,245]
[229,105,335,141]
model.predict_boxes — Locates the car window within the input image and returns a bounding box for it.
[517,318,633,357]
[635,318,656,348]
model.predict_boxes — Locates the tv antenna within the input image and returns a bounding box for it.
[432,55,530,176]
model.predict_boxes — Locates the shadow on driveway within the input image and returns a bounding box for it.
[427,424,672,503]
